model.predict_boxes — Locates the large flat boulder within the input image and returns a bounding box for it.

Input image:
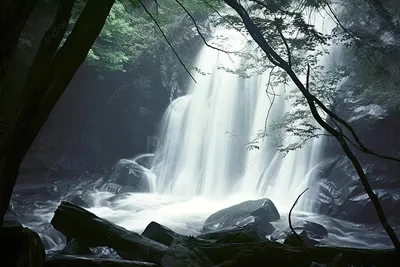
[45,255,159,267]
[202,198,280,232]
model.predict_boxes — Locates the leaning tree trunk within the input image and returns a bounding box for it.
[0,0,37,95]
[0,0,116,223]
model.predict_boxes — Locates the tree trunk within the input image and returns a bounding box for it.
[0,0,37,94]
[0,0,115,223]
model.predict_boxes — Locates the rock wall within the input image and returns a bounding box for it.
[313,99,400,224]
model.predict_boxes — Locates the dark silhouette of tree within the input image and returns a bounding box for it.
[0,0,115,224]
[0,0,37,96]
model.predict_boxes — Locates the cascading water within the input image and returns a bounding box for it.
[149,30,324,211]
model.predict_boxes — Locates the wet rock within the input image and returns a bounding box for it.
[314,159,400,224]
[338,190,400,224]
[69,191,95,208]
[45,255,160,267]
[198,218,275,243]
[100,182,137,194]
[251,218,277,234]
[63,238,91,255]
[292,220,328,239]
[106,192,132,203]
[315,105,400,225]
[107,162,150,192]
[198,226,267,243]
[203,198,280,231]
[271,220,327,244]
[0,220,45,267]
[284,230,319,246]
[161,240,213,267]
[51,202,167,264]
[142,221,185,246]
[7,199,18,216]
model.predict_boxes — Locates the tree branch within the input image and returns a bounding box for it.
[202,0,244,35]
[274,17,292,67]
[139,0,197,83]
[174,0,237,54]
[289,188,309,245]
[224,0,400,250]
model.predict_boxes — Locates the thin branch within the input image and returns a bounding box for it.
[311,93,400,163]
[280,133,331,155]
[174,0,237,54]
[289,188,309,245]
[202,0,244,35]
[139,0,196,83]
[306,63,310,91]
[154,0,159,15]
[249,0,275,12]
[263,66,276,135]
[322,0,387,56]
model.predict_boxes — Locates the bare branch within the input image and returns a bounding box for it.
[322,0,385,56]
[154,0,159,15]
[174,0,237,54]
[306,63,310,91]
[139,0,197,83]
[263,66,276,135]
[289,188,309,245]
[202,0,244,35]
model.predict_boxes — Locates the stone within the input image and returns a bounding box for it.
[203,198,280,232]
[142,221,185,246]
[0,220,45,267]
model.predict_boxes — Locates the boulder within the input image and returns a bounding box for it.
[68,191,96,208]
[0,220,45,267]
[314,158,400,224]
[63,238,91,255]
[292,220,328,239]
[283,230,320,246]
[271,220,327,243]
[51,202,167,264]
[106,162,150,192]
[100,182,137,194]
[142,221,185,246]
[338,190,400,224]
[203,198,280,232]
[198,221,275,243]
[45,255,160,267]
[161,240,214,267]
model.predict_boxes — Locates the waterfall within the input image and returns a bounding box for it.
[127,10,337,212]
[147,37,328,211]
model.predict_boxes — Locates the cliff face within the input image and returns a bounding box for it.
[313,99,400,224]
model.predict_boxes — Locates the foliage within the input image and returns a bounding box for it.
[68,0,221,72]
[213,0,400,153]
[212,0,335,152]
[331,0,400,109]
